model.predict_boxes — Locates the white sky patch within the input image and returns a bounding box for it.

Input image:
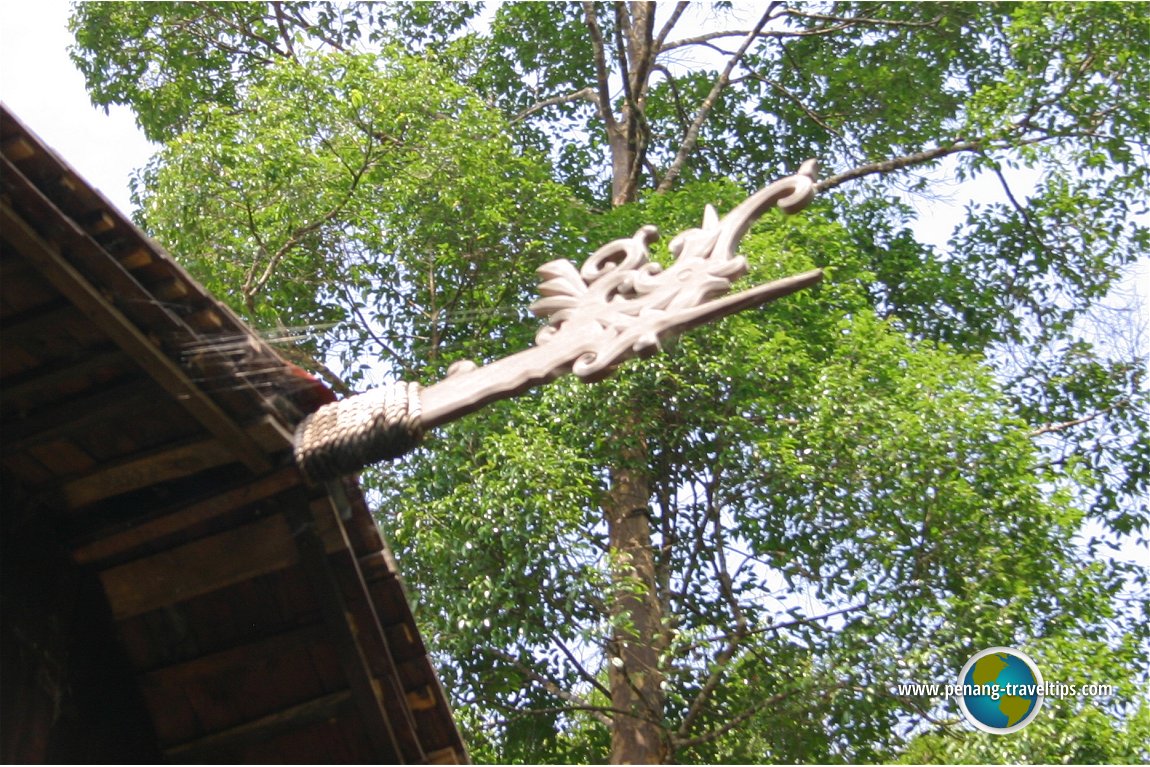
[0,0,156,217]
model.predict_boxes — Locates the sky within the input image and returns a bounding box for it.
[0,0,155,217]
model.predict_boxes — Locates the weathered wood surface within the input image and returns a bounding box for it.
[98,501,344,620]
[72,466,301,565]
[163,690,356,763]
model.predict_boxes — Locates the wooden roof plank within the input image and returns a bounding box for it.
[162,630,335,745]
[428,746,468,765]
[0,200,272,474]
[0,299,77,344]
[1,134,35,161]
[0,347,134,412]
[142,623,328,691]
[163,690,356,764]
[115,244,154,271]
[98,503,344,620]
[0,264,59,322]
[144,623,338,744]
[2,378,159,453]
[58,437,236,510]
[72,465,301,565]
[27,439,97,478]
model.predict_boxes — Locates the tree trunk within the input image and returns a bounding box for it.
[605,438,667,764]
[595,7,666,760]
[603,110,665,757]
[607,102,648,207]
[608,123,637,208]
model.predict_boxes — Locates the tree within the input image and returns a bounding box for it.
[123,45,584,388]
[70,2,1148,763]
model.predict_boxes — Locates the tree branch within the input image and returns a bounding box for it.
[244,151,375,301]
[815,140,982,193]
[672,486,712,619]
[673,685,814,752]
[166,13,279,66]
[982,154,1056,305]
[615,1,658,202]
[656,5,775,193]
[274,344,353,397]
[512,86,599,122]
[678,476,750,742]
[627,0,658,104]
[1029,399,1130,437]
[336,275,410,377]
[871,684,962,729]
[550,631,614,702]
[660,28,767,53]
[280,3,349,53]
[484,647,614,728]
[780,8,944,30]
[652,63,690,134]
[653,1,689,53]
[582,1,619,130]
[198,3,290,60]
[677,599,872,657]
[613,3,634,107]
[270,1,297,61]
[676,623,747,741]
[664,1,917,55]
[741,72,847,142]
[815,128,1107,194]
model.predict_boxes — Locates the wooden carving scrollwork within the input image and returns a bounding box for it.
[530,158,820,381]
[294,161,823,482]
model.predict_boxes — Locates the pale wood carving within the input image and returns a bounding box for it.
[418,160,822,430]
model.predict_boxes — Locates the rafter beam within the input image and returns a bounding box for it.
[73,464,301,565]
[163,690,355,763]
[283,496,418,762]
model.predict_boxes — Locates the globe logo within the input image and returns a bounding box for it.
[956,647,1044,734]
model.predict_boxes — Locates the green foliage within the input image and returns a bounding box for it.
[67,1,430,142]
[379,195,1146,761]
[899,634,1150,764]
[132,48,582,381]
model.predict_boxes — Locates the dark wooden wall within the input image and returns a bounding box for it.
[2,471,161,763]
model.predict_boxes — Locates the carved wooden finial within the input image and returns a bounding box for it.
[418,161,822,425]
[294,162,823,481]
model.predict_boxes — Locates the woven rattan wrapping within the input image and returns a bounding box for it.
[293,381,423,482]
